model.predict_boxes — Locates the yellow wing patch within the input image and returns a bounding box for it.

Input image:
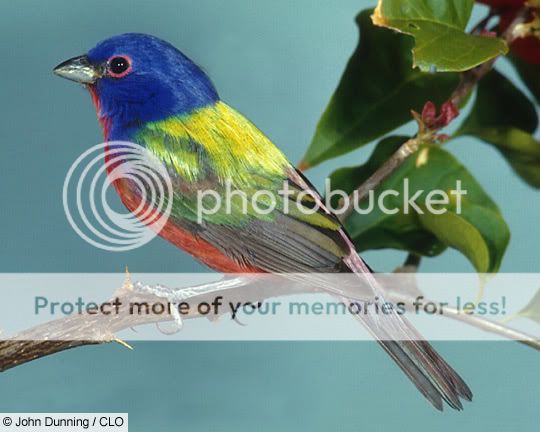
[142,102,290,186]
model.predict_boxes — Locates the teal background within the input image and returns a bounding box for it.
[0,0,538,430]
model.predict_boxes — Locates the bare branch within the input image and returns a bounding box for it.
[390,291,540,351]
[0,276,316,373]
[1,273,538,373]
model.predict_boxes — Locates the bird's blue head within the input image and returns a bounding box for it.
[54,33,219,138]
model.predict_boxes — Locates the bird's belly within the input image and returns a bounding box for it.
[158,221,259,273]
[113,178,259,273]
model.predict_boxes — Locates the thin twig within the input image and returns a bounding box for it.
[389,255,540,350]
[389,292,540,351]
[338,136,421,220]
[394,253,422,273]
[403,253,421,268]
[436,305,540,351]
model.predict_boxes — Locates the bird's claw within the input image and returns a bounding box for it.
[155,302,183,335]
[133,282,184,335]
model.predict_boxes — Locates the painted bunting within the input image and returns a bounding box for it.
[54,33,472,410]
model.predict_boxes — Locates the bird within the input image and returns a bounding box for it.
[54,33,472,410]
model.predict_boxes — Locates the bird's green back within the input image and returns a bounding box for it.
[135,101,342,232]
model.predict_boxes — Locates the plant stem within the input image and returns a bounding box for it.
[338,136,420,221]
[403,253,422,268]
[389,291,540,351]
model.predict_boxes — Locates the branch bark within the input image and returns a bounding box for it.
[0,272,538,373]
[0,277,318,372]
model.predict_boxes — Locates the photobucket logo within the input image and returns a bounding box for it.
[63,141,173,251]
[196,178,467,222]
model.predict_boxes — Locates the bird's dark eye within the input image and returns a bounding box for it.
[107,56,132,78]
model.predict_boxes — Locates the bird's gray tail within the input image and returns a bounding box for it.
[355,310,473,410]
[342,254,472,411]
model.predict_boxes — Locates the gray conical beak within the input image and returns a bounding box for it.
[53,55,100,84]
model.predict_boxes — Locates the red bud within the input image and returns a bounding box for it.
[421,101,459,130]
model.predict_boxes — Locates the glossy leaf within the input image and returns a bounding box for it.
[458,69,540,187]
[509,54,540,104]
[300,10,458,169]
[329,136,510,272]
[418,204,508,273]
[372,0,508,72]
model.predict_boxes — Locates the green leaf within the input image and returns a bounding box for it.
[329,136,510,272]
[418,205,508,273]
[300,10,459,169]
[509,54,540,105]
[458,69,540,187]
[515,289,540,325]
[417,211,489,272]
[372,0,508,72]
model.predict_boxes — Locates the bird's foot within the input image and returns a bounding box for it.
[133,282,184,335]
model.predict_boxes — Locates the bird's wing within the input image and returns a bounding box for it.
[135,101,351,274]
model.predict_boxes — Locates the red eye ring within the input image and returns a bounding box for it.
[107,55,133,78]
